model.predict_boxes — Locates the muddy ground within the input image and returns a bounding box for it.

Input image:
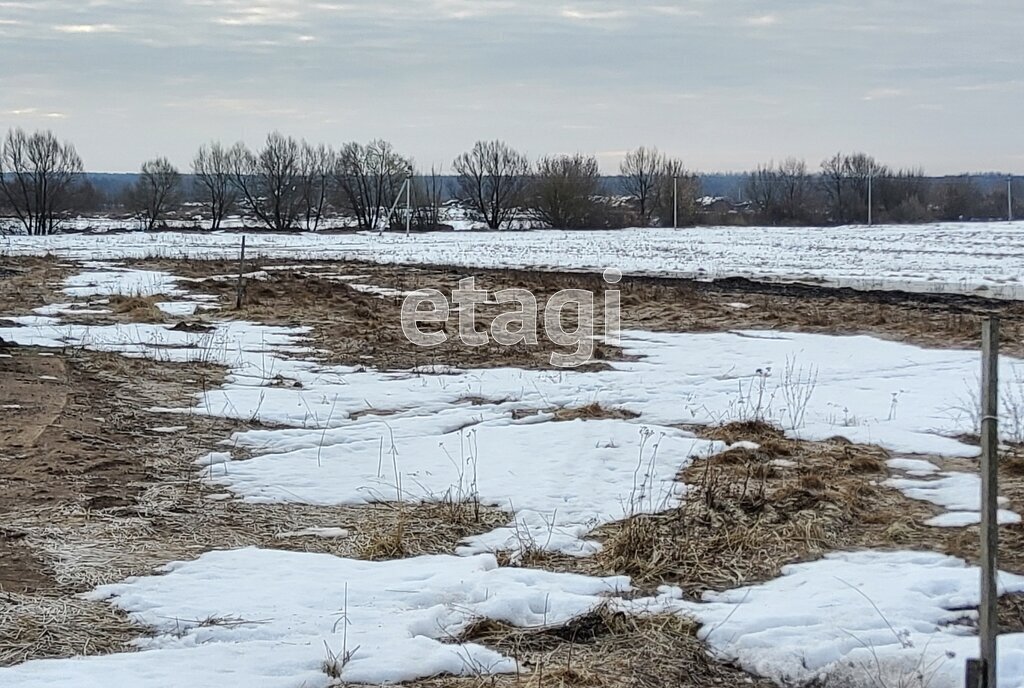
[1,254,1022,685]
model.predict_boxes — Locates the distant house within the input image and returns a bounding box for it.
[697,196,732,213]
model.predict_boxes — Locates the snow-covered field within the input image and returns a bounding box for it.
[4,221,1024,298]
[3,262,1024,687]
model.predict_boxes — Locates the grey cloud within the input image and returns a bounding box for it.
[0,0,1020,173]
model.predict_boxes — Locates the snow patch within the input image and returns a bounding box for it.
[0,549,629,687]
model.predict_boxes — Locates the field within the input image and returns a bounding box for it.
[3,227,1024,688]
[5,220,1024,298]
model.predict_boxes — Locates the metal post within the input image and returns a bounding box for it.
[382,178,409,235]
[405,176,412,236]
[234,235,247,310]
[1009,177,1014,222]
[867,173,873,226]
[979,317,1000,688]
[673,176,678,229]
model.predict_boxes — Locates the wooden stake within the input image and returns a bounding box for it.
[979,317,1000,687]
[235,235,247,310]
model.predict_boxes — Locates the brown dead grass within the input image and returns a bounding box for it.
[9,256,1024,685]
[595,421,934,594]
[0,256,74,315]
[122,256,1024,361]
[551,404,640,422]
[353,502,508,561]
[510,403,640,423]
[107,294,166,322]
[0,592,146,665]
[418,605,774,688]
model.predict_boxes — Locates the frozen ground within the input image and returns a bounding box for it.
[635,550,1024,688]
[61,265,188,298]
[0,550,629,687]
[4,286,1022,552]
[3,264,1024,687]
[3,548,1023,688]
[4,221,1024,297]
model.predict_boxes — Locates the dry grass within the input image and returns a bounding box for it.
[122,256,1024,361]
[353,502,509,561]
[10,258,1024,686]
[0,591,144,665]
[596,421,933,593]
[415,604,774,688]
[509,403,640,423]
[999,594,1024,633]
[0,256,75,315]
[107,295,166,322]
[551,404,640,422]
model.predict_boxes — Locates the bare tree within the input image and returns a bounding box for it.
[131,157,181,231]
[532,153,601,229]
[845,153,887,212]
[412,165,447,231]
[334,140,412,231]
[0,128,83,235]
[746,162,780,222]
[228,132,304,231]
[453,140,531,230]
[876,168,930,223]
[654,156,699,226]
[776,157,812,222]
[299,142,335,231]
[819,153,847,223]
[66,178,106,216]
[937,176,985,221]
[820,152,887,223]
[192,142,237,231]
[619,146,663,225]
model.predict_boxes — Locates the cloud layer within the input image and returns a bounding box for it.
[0,0,1021,172]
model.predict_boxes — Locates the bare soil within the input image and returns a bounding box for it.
[124,256,1024,367]
[2,254,1022,684]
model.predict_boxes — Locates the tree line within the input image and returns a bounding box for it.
[0,127,1019,236]
[745,154,1017,225]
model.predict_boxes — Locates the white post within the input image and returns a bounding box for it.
[1009,176,1014,222]
[381,177,409,236]
[867,173,873,226]
[673,176,678,229]
[405,176,412,236]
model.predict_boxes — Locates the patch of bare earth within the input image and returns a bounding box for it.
[125,257,1024,366]
[588,422,1024,594]
[4,256,1023,685]
[424,607,776,688]
[403,421,1024,688]
[0,256,76,315]
[0,345,515,666]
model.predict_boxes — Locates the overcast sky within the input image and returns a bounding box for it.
[1,0,1021,174]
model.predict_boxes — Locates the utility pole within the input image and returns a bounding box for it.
[1009,176,1014,222]
[673,176,678,229]
[405,175,412,236]
[867,173,873,226]
[382,177,411,236]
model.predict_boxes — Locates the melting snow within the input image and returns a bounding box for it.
[646,550,1024,688]
[0,549,629,687]
[62,267,187,298]
[6,223,1024,298]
